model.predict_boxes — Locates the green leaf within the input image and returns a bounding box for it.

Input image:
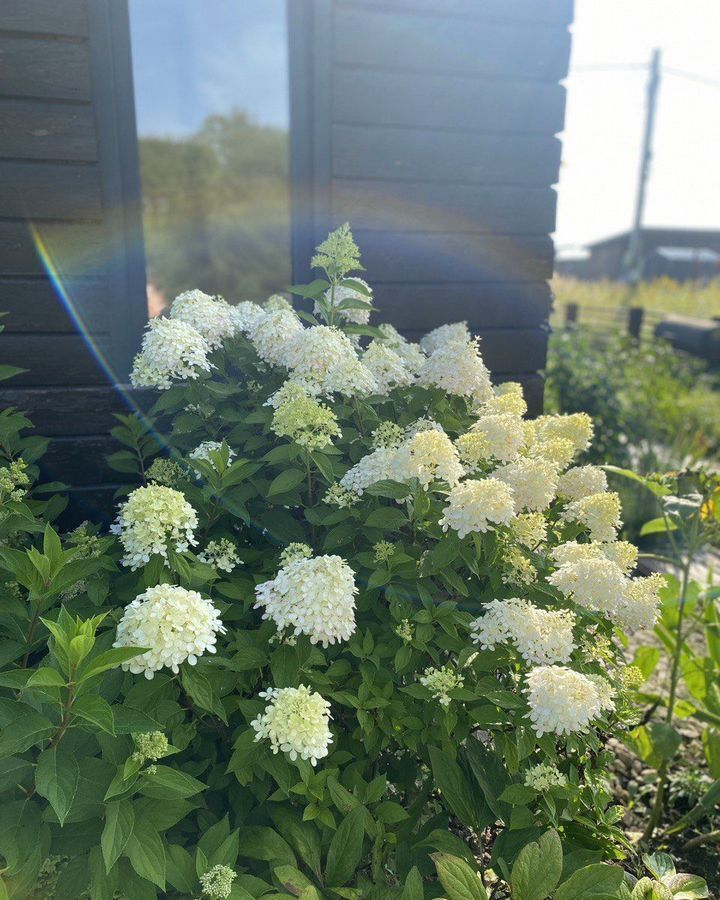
[554,864,625,900]
[72,694,116,735]
[429,746,478,828]
[35,748,80,826]
[664,873,709,898]
[640,517,678,537]
[274,865,313,897]
[324,805,366,887]
[79,646,147,681]
[0,711,53,758]
[642,853,675,881]
[139,765,207,799]
[432,853,488,900]
[268,469,306,497]
[499,784,537,806]
[125,818,167,890]
[509,829,562,900]
[25,667,65,689]
[401,867,424,900]
[102,800,135,872]
[235,826,296,866]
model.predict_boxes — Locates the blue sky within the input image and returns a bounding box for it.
[556,0,720,250]
[129,0,289,135]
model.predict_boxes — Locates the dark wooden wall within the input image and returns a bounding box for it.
[0,0,147,520]
[289,0,573,413]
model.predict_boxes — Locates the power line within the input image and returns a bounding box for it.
[665,67,720,89]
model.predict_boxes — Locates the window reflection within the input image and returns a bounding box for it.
[129,0,290,317]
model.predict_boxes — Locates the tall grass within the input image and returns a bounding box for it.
[552,276,720,320]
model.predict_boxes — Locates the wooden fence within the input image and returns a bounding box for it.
[561,303,667,340]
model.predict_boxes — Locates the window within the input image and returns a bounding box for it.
[129,0,291,317]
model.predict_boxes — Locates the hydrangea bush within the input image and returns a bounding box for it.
[0,226,702,900]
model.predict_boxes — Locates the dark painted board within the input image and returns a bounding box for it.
[0,0,88,36]
[337,0,573,25]
[0,99,97,161]
[333,69,566,134]
[1,278,109,333]
[334,8,571,81]
[373,281,552,329]
[59,484,121,528]
[400,327,548,373]
[0,334,111,386]
[0,220,112,277]
[43,434,116,485]
[333,180,557,235]
[333,125,562,186]
[357,231,554,282]
[0,37,91,102]
[0,161,102,220]
[0,385,156,436]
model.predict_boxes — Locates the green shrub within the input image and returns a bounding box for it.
[0,228,706,899]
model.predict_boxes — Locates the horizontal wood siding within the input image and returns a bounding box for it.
[290,0,572,415]
[0,0,147,520]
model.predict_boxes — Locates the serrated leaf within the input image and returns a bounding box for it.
[268,469,306,497]
[125,818,166,889]
[139,765,207,799]
[0,712,53,758]
[73,694,115,735]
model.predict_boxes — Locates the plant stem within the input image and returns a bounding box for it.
[641,539,694,843]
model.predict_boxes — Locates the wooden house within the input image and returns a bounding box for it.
[0,0,572,518]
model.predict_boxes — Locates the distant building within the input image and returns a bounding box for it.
[556,228,720,281]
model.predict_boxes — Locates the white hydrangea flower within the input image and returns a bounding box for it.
[525,665,606,736]
[284,325,378,397]
[533,413,594,454]
[264,378,321,409]
[340,447,398,495]
[501,546,537,587]
[198,538,241,573]
[114,584,225,679]
[439,478,515,538]
[510,512,547,549]
[548,556,627,619]
[471,599,575,665]
[524,763,568,790]
[417,338,493,404]
[255,554,357,646]
[530,437,577,471]
[392,429,464,488]
[469,413,525,462]
[251,685,332,765]
[616,573,665,630]
[557,465,609,500]
[170,289,238,348]
[371,421,405,450]
[324,482,360,508]
[495,457,559,512]
[419,665,464,706]
[378,323,427,373]
[111,485,198,570]
[317,279,373,325]
[248,308,303,367]
[230,301,266,333]
[481,382,528,417]
[551,540,637,575]
[271,392,341,450]
[420,321,471,356]
[130,317,213,390]
[279,542,313,566]
[362,341,415,394]
[264,293,293,312]
[562,491,622,542]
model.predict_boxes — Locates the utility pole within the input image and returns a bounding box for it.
[623,48,661,287]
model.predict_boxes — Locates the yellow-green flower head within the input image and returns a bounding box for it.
[111,484,198,570]
[200,864,237,899]
[271,392,341,451]
[251,685,332,765]
[419,665,464,707]
[146,457,186,488]
[131,730,169,764]
[371,421,405,450]
[524,763,568,791]
[279,542,313,566]
[198,538,241,573]
[311,222,363,278]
